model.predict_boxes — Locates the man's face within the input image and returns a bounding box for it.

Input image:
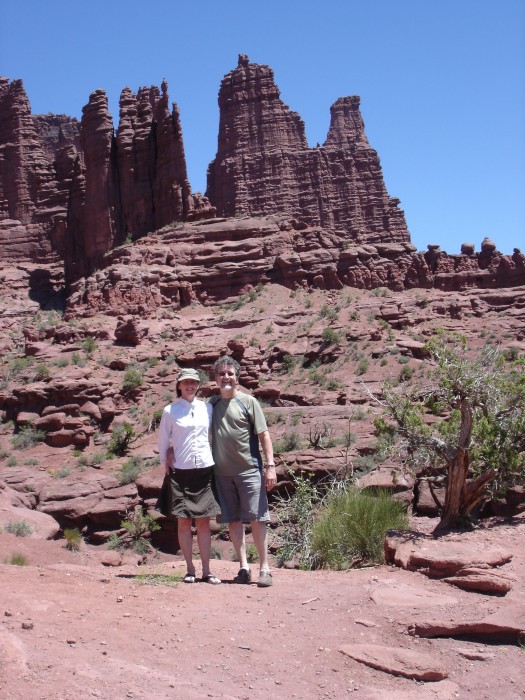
[215,364,238,396]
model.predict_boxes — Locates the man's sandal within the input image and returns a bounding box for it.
[257,570,273,588]
[201,574,221,585]
[183,573,196,583]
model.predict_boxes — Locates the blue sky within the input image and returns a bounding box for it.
[2,0,524,254]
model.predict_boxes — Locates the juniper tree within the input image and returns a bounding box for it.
[372,334,525,531]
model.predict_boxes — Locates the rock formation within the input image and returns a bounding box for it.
[0,78,80,263]
[1,59,523,302]
[65,82,215,284]
[64,216,525,316]
[206,54,409,245]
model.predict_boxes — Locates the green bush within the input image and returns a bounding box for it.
[107,422,134,456]
[273,431,302,453]
[321,328,341,346]
[274,473,320,569]
[122,369,143,393]
[5,552,28,566]
[82,335,97,357]
[63,528,82,551]
[5,519,33,537]
[311,487,408,569]
[355,358,369,376]
[399,365,414,382]
[71,352,86,367]
[11,426,45,450]
[119,506,160,554]
[118,455,147,485]
[34,363,51,381]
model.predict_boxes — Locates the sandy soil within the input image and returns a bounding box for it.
[1,515,524,700]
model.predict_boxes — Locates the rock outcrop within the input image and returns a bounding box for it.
[64,216,525,316]
[206,54,410,245]
[0,78,80,264]
[65,81,216,284]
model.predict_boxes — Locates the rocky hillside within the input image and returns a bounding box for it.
[0,55,524,546]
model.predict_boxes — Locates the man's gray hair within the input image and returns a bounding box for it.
[213,355,240,378]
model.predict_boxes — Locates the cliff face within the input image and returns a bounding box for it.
[1,58,522,305]
[65,82,214,283]
[0,77,214,284]
[206,55,409,245]
[0,78,79,263]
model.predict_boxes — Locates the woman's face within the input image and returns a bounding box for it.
[178,378,199,402]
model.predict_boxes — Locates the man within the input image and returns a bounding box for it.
[210,355,277,587]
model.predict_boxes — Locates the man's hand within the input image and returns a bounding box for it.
[265,465,277,489]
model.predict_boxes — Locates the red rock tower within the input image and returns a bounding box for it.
[206,55,410,245]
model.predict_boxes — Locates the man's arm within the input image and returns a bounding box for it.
[258,430,277,488]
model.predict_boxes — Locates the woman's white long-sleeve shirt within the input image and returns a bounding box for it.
[158,399,214,470]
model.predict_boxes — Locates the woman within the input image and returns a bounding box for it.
[158,368,221,584]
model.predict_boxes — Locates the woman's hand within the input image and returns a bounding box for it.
[165,446,175,475]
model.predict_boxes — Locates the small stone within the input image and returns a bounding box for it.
[22,621,34,630]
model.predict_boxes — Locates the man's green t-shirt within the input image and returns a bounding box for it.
[210,392,268,476]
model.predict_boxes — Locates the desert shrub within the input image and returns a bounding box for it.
[56,357,69,368]
[107,422,134,456]
[63,528,82,551]
[355,358,369,376]
[82,335,97,357]
[504,346,521,362]
[319,304,338,322]
[308,422,333,449]
[246,543,258,563]
[34,363,51,381]
[399,365,414,382]
[311,487,409,569]
[148,408,163,432]
[274,472,320,570]
[321,328,341,346]
[11,426,45,450]
[5,552,28,566]
[71,352,86,367]
[122,369,143,393]
[5,519,33,537]
[90,451,106,467]
[118,455,149,485]
[118,506,160,554]
[326,378,343,391]
[290,410,304,426]
[53,468,71,479]
[273,431,302,453]
[281,354,295,373]
[264,410,286,427]
[6,456,17,467]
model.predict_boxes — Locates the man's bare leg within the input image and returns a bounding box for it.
[228,520,247,569]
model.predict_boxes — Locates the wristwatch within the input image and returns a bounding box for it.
[265,462,275,469]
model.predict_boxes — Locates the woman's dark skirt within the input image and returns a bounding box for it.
[167,466,220,519]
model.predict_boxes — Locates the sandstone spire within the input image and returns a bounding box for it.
[206,55,410,245]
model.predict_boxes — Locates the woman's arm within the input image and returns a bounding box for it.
[158,407,172,475]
